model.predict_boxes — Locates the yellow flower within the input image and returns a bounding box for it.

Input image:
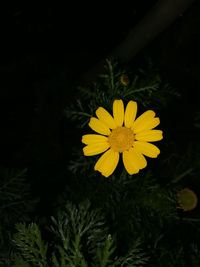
[82,99,163,177]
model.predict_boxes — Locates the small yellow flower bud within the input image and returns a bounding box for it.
[120,74,129,86]
[177,188,198,212]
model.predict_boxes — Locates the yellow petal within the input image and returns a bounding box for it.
[133,110,155,132]
[134,118,160,134]
[83,142,110,156]
[130,147,147,169]
[94,149,119,177]
[134,141,160,158]
[113,99,124,127]
[135,130,163,142]
[96,107,117,129]
[89,118,111,135]
[82,134,108,145]
[124,101,137,128]
[122,150,139,175]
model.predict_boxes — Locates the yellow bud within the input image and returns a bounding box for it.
[120,74,129,86]
[177,188,198,212]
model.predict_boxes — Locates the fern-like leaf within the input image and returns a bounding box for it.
[13,223,47,267]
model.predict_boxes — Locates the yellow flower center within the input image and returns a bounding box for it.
[108,127,134,152]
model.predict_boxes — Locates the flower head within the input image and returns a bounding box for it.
[177,188,198,212]
[82,99,163,177]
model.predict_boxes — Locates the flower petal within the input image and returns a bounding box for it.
[124,101,137,128]
[94,149,119,177]
[135,130,163,142]
[122,150,139,175]
[130,147,147,169]
[96,107,117,129]
[134,117,160,134]
[83,142,110,156]
[89,118,111,135]
[82,134,108,145]
[134,141,160,158]
[133,110,155,132]
[113,99,124,127]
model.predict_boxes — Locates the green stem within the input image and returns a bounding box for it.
[172,168,193,183]
[124,86,157,97]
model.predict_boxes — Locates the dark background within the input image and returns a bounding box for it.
[0,1,200,214]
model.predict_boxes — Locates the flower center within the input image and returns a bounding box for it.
[108,127,135,152]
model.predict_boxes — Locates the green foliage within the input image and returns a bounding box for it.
[64,59,178,128]
[117,239,149,267]
[12,257,32,267]
[0,167,38,267]
[50,200,108,266]
[95,235,116,267]
[13,223,47,267]
[0,168,34,222]
[12,201,149,267]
